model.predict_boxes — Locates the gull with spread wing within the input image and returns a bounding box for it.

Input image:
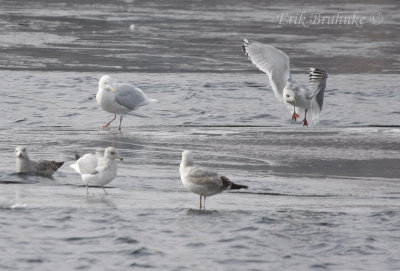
[242,39,328,126]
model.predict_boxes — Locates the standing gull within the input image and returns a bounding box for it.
[242,39,328,126]
[15,146,64,177]
[179,150,248,209]
[96,75,157,130]
[70,147,123,196]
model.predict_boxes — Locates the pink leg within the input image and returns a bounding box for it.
[292,106,299,121]
[204,196,206,210]
[102,114,116,128]
[199,195,202,209]
[118,116,123,131]
[303,109,308,127]
[86,183,88,197]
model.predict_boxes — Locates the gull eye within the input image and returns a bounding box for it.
[110,151,115,155]
[286,94,290,98]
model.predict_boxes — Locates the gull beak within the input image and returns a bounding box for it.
[111,87,116,93]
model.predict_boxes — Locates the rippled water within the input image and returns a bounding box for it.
[1,0,400,270]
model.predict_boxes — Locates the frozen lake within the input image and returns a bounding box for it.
[0,0,399,270]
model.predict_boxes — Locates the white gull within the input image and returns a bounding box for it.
[96,75,157,130]
[70,147,123,196]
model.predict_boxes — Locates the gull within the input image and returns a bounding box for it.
[96,75,157,130]
[179,150,248,209]
[15,146,64,177]
[242,39,328,126]
[70,147,123,196]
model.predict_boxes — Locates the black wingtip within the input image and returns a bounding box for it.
[242,39,250,52]
[309,67,326,74]
[231,183,248,190]
[55,161,64,168]
[309,68,327,84]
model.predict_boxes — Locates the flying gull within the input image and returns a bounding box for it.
[179,150,248,209]
[242,39,328,126]
[15,146,64,177]
[96,75,157,130]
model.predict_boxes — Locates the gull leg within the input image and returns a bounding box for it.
[204,196,206,210]
[86,183,89,197]
[102,186,108,195]
[118,116,123,131]
[292,106,299,121]
[102,114,116,128]
[199,195,202,209]
[303,109,308,127]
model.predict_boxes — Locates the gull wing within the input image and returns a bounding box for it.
[305,68,328,125]
[307,68,328,111]
[76,153,99,175]
[114,83,151,111]
[34,160,63,176]
[242,39,291,101]
[186,167,223,189]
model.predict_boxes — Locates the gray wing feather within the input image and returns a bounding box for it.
[115,83,149,110]
[33,160,61,176]
[308,68,328,110]
[242,39,291,101]
[187,167,222,186]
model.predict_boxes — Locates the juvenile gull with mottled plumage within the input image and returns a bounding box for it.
[15,146,64,177]
[179,150,248,209]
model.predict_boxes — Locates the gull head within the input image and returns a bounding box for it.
[99,75,116,93]
[15,146,28,159]
[104,147,123,161]
[181,150,194,167]
[283,83,298,105]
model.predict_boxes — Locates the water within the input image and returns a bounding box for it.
[1,0,400,270]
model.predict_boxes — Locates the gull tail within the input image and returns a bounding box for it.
[137,98,157,108]
[221,176,248,190]
[242,39,251,57]
[54,161,64,169]
[230,183,248,190]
